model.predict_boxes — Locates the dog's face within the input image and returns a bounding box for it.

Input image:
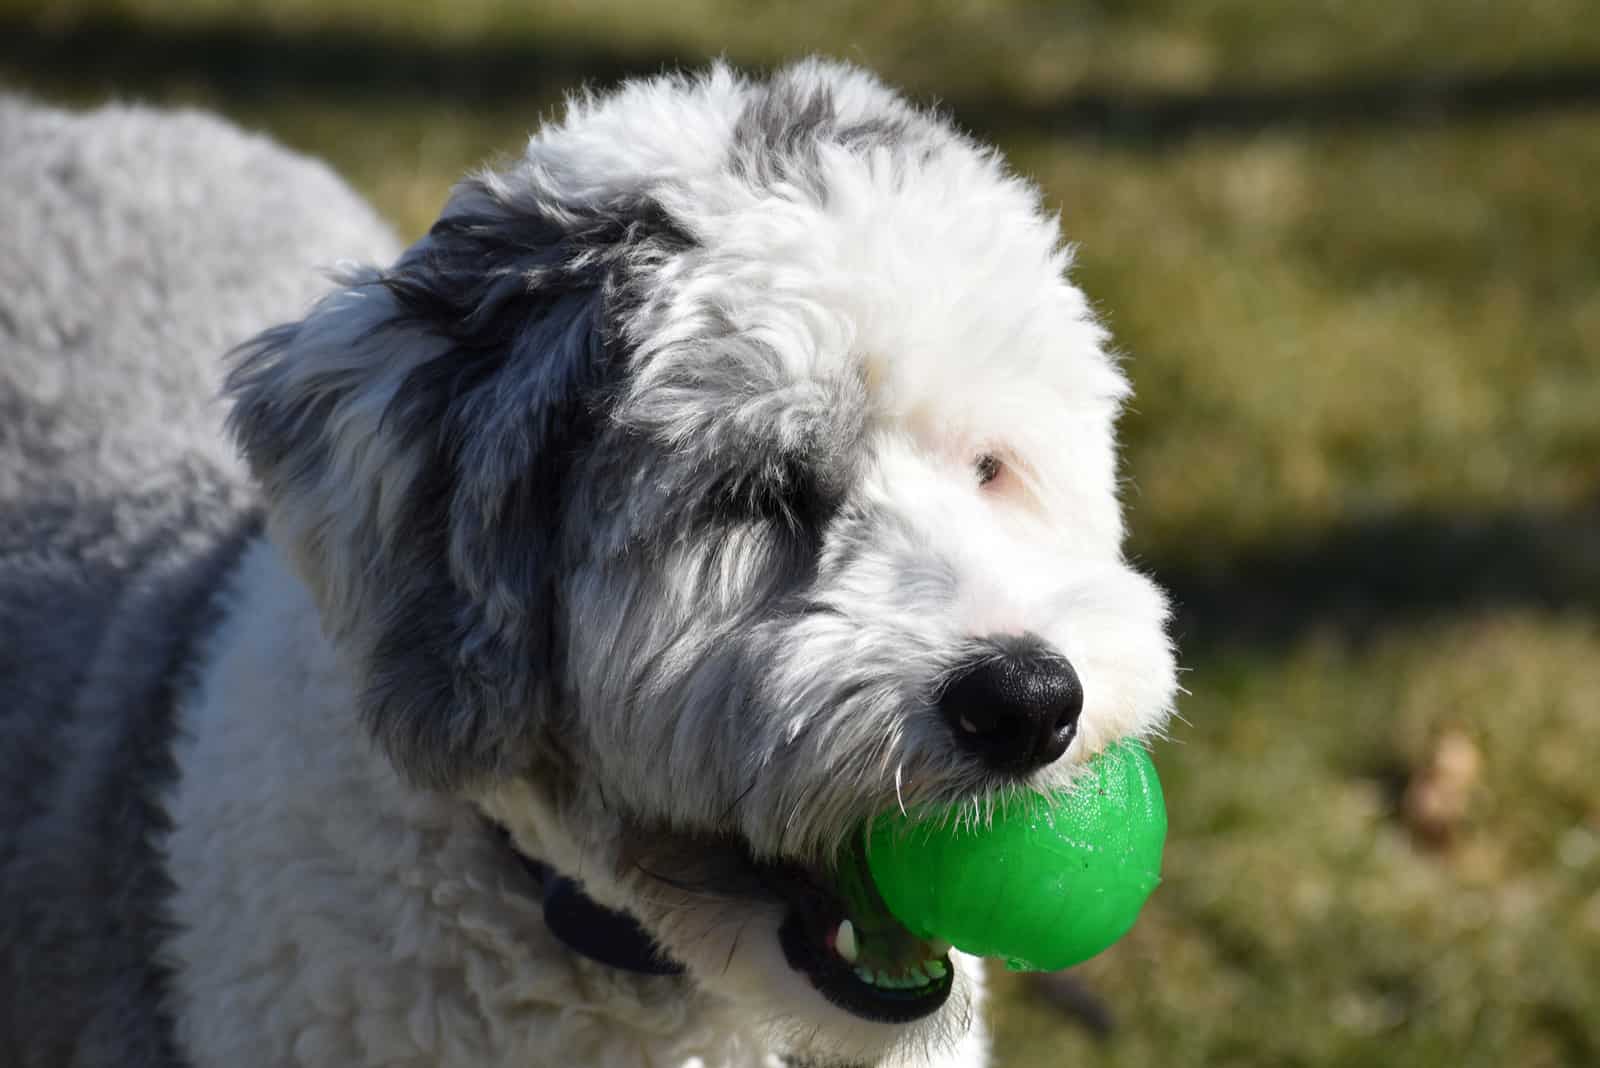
[229,61,1176,1066]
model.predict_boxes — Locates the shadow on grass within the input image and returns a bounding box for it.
[3,11,1600,145]
[961,67,1600,143]
[0,12,672,110]
[1152,500,1600,649]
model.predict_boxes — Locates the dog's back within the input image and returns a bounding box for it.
[0,97,397,1066]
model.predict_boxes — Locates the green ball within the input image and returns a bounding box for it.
[863,740,1166,972]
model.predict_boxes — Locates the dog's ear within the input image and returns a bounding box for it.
[226,178,683,789]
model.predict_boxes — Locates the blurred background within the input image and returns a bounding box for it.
[5,1,1598,1064]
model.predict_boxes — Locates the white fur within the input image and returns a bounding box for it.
[164,541,985,1068]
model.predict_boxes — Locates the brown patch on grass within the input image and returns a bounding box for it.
[1402,728,1483,847]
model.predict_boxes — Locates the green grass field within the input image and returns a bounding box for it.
[6,3,1598,1064]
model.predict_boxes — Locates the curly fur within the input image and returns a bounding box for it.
[0,94,398,1065]
[0,60,1176,1068]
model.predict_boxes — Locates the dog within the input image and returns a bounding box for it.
[0,60,1177,1068]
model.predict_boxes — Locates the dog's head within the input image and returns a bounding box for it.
[227,60,1177,1066]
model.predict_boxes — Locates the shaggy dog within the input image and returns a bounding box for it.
[0,61,1177,1068]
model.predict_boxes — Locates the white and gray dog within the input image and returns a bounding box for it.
[0,60,1176,1068]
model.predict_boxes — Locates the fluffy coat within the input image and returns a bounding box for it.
[0,61,1176,1068]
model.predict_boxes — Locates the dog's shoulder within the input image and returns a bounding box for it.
[0,93,400,496]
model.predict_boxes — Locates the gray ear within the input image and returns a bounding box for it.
[226,179,685,789]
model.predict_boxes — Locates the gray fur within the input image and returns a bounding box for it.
[227,181,694,790]
[727,66,927,193]
[0,96,398,1066]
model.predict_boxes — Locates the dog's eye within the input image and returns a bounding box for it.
[975,453,1002,486]
[709,456,838,535]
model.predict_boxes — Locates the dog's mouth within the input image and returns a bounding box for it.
[762,836,954,1024]
[618,824,955,1024]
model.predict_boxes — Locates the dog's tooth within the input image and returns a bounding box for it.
[924,958,948,979]
[876,970,894,988]
[834,919,859,964]
[905,963,928,985]
[855,965,876,985]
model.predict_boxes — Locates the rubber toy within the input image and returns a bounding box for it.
[863,739,1166,972]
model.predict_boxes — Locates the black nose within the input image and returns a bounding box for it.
[939,641,1083,774]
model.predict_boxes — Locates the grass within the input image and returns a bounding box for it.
[5,3,1598,1064]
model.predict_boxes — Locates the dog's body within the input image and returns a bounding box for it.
[0,96,398,1067]
[1,63,1176,1068]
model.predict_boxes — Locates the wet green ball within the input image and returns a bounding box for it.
[864,740,1166,972]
